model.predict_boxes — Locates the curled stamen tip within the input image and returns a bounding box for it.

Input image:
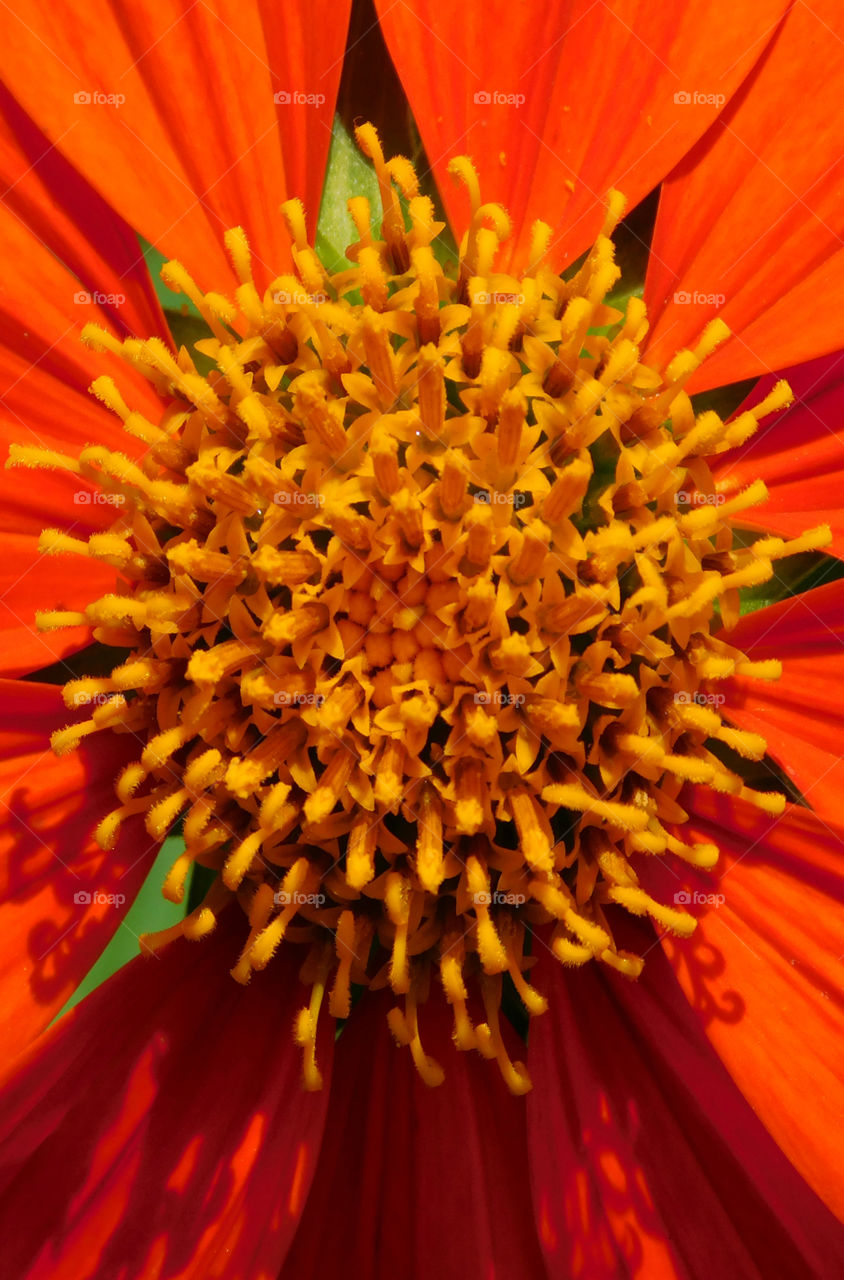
[354,121,382,160]
[184,907,217,940]
[50,724,85,756]
[159,260,189,289]
[447,155,478,185]
[603,188,627,232]
[94,810,123,851]
[294,1009,324,1090]
[474,1023,497,1060]
[698,317,731,355]
[386,1006,412,1046]
[476,201,512,242]
[80,323,116,351]
[509,1063,532,1095]
[418,1056,445,1088]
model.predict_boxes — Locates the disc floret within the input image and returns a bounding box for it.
[10,123,829,1091]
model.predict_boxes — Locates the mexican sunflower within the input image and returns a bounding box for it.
[1,0,844,1275]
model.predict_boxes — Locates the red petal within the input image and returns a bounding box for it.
[283,988,546,1280]
[0,681,157,1058]
[0,141,167,670]
[0,917,332,1279]
[721,581,844,824]
[645,0,844,390]
[0,83,167,344]
[711,350,844,557]
[0,141,164,449]
[0,185,164,498]
[0,2,351,290]
[375,0,788,271]
[637,790,844,1223]
[528,913,844,1279]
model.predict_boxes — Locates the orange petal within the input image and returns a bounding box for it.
[0,681,157,1058]
[0,534,113,676]
[375,0,788,270]
[645,0,844,389]
[257,0,353,232]
[722,581,844,825]
[0,469,114,673]
[637,789,844,1224]
[0,916,332,1279]
[0,1,350,291]
[712,351,844,557]
[282,987,545,1280]
[528,912,844,1277]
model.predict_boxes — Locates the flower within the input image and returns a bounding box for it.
[0,1,843,1277]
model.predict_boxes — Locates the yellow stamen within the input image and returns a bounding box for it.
[31,125,813,1097]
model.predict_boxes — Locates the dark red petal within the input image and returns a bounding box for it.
[528,913,844,1279]
[721,581,844,824]
[712,350,844,557]
[0,915,332,1279]
[0,680,156,1058]
[637,790,844,1224]
[283,987,547,1280]
[375,0,788,271]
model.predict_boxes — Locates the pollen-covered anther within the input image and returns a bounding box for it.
[37,123,815,1094]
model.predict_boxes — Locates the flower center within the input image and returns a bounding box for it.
[11,123,829,1093]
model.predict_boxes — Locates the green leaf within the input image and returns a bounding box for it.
[165,308,215,375]
[690,377,758,422]
[56,834,187,1017]
[315,116,382,274]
